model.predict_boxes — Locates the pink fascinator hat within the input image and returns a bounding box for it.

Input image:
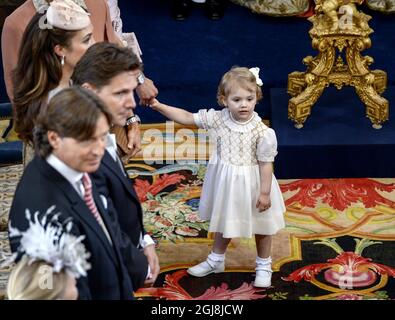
[47,0,91,31]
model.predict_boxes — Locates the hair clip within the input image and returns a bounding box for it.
[249,67,263,87]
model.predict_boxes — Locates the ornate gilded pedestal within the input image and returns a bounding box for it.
[288,0,388,129]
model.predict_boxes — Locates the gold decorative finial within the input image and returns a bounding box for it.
[288,0,388,129]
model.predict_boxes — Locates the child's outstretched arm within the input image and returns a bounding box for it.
[149,98,195,126]
[256,161,273,212]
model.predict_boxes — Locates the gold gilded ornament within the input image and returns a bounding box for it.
[288,0,388,129]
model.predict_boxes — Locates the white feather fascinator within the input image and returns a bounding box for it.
[3,206,91,279]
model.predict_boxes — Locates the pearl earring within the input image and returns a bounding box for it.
[61,55,65,66]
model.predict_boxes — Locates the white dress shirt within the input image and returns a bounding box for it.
[46,154,113,244]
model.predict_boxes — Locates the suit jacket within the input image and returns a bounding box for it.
[8,156,148,300]
[92,151,145,248]
[1,0,122,101]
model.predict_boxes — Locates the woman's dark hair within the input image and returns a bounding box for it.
[34,87,112,158]
[12,13,77,143]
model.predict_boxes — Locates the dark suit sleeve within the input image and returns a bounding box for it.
[92,167,109,196]
[108,203,149,290]
[76,279,91,300]
[120,234,149,290]
[92,170,149,290]
[67,222,92,300]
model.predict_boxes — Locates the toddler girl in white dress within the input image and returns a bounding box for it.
[149,66,285,287]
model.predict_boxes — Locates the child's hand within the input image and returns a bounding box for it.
[149,98,160,110]
[256,193,271,212]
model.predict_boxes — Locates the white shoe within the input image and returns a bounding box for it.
[253,267,272,288]
[187,260,225,277]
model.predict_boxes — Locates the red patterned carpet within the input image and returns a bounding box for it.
[125,160,395,300]
[1,159,395,300]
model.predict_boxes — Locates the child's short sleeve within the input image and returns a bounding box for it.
[256,128,278,162]
[193,109,218,129]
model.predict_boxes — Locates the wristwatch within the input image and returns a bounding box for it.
[126,114,141,126]
[137,73,145,86]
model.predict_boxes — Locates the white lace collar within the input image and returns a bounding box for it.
[33,0,87,12]
[221,108,263,133]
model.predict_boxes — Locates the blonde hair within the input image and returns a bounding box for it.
[217,67,263,106]
[7,256,68,300]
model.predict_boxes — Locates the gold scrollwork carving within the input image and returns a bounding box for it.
[288,0,388,129]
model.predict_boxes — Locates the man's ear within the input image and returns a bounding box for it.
[47,130,61,150]
[81,82,98,93]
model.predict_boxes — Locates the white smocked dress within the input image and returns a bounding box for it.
[193,108,286,238]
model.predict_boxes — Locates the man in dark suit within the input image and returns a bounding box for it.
[72,42,160,287]
[8,87,148,299]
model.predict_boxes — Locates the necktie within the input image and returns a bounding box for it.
[81,173,113,245]
[82,173,101,223]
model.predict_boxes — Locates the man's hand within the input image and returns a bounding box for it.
[136,77,158,106]
[143,244,160,287]
[126,123,141,157]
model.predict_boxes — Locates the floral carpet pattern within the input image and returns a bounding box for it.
[0,165,22,231]
[127,163,210,242]
[1,163,395,300]
[125,161,395,300]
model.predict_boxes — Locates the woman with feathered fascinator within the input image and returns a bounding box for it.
[1,206,91,300]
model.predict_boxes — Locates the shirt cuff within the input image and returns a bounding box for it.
[146,265,152,280]
[140,234,155,248]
